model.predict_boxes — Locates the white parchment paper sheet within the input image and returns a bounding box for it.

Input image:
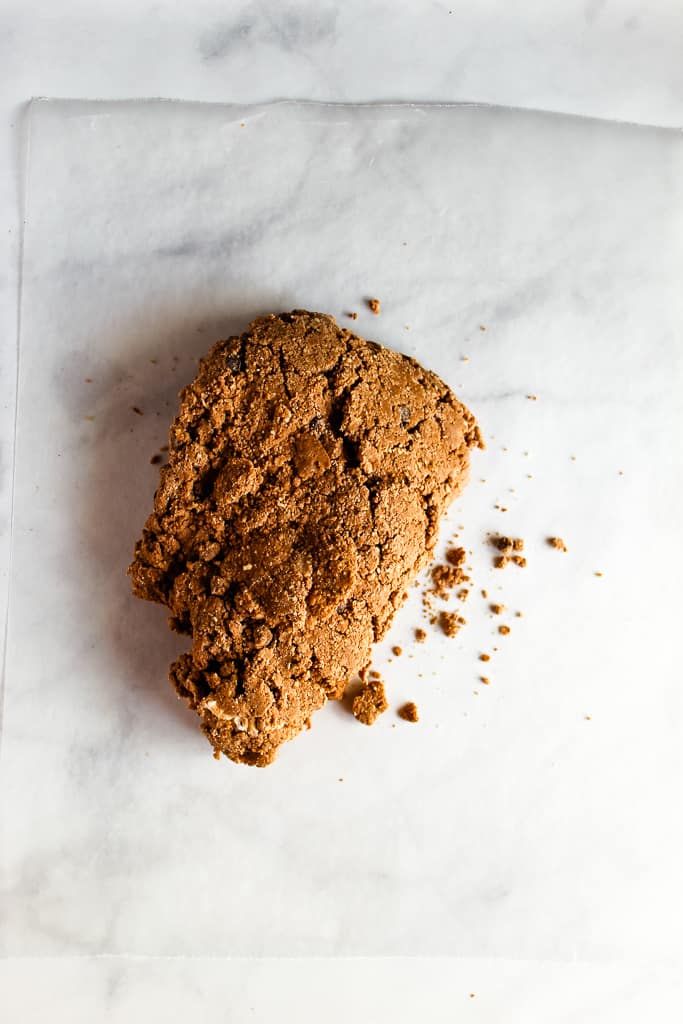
[1,100,681,961]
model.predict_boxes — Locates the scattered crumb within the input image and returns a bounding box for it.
[498,624,510,635]
[481,589,488,599]
[479,325,487,332]
[492,535,523,553]
[446,545,466,567]
[439,611,462,637]
[352,680,388,726]
[595,571,603,577]
[490,603,504,615]
[369,669,382,679]
[368,298,381,315]
[515,611,523,618]
[458,588,469,601]
[398,702,419,723]
[347,312,358,320]
[494,555,509,569]
[480,677,490,686]
[415,628,427,643]
[479,653,490,662]
[548,536,567,552]
[462,355,470,362]
[160,444,169,452]
[430,562,466,598]
[150,454,162,465]
[512,555,527,568]
[131,406,144,416]
[527,394,538,401]
[392,645,403,657]
[584,715,591,721]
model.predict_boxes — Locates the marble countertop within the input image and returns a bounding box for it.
[1,3,682,1022]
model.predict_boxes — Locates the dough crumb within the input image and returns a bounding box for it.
[150,454,162,465]
[492,534,524,553]
[352,679,388,726]
[347,311,358,320]
[415,628,427,643]
[439,610,462,637]
[368,298,381,315]
[392,645,403,657]
[398,701,419,722]
[446,545,466,567]
[490,603,504,615]
[548,536,568,552]
[430,562,466,598]
[498,624,510,635]
[479,653,490,662]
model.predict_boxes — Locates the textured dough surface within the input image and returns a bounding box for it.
[129,311,482,765]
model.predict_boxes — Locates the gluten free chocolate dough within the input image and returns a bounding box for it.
[129,311,482,764]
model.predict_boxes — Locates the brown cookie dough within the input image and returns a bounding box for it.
[129,310,482,765]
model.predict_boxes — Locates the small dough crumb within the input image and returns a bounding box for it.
[498,624,510,635]
[392,645,403,657]
[490,604,504,615]
[352,680,388,726]
[415,628,427,643]
[492,535,523,553]
[368,298,381,315]
[398,701,419,722]
[479,653,490,662]
[548,536,568,552]
[439,610,462,637]
[430,562,465,598]
[446,546,466,567]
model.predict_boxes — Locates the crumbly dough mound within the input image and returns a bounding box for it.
[129,311,481,765]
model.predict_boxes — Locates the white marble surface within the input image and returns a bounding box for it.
[1,3,683,1020]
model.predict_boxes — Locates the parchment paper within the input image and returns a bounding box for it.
[1,100,681,961]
